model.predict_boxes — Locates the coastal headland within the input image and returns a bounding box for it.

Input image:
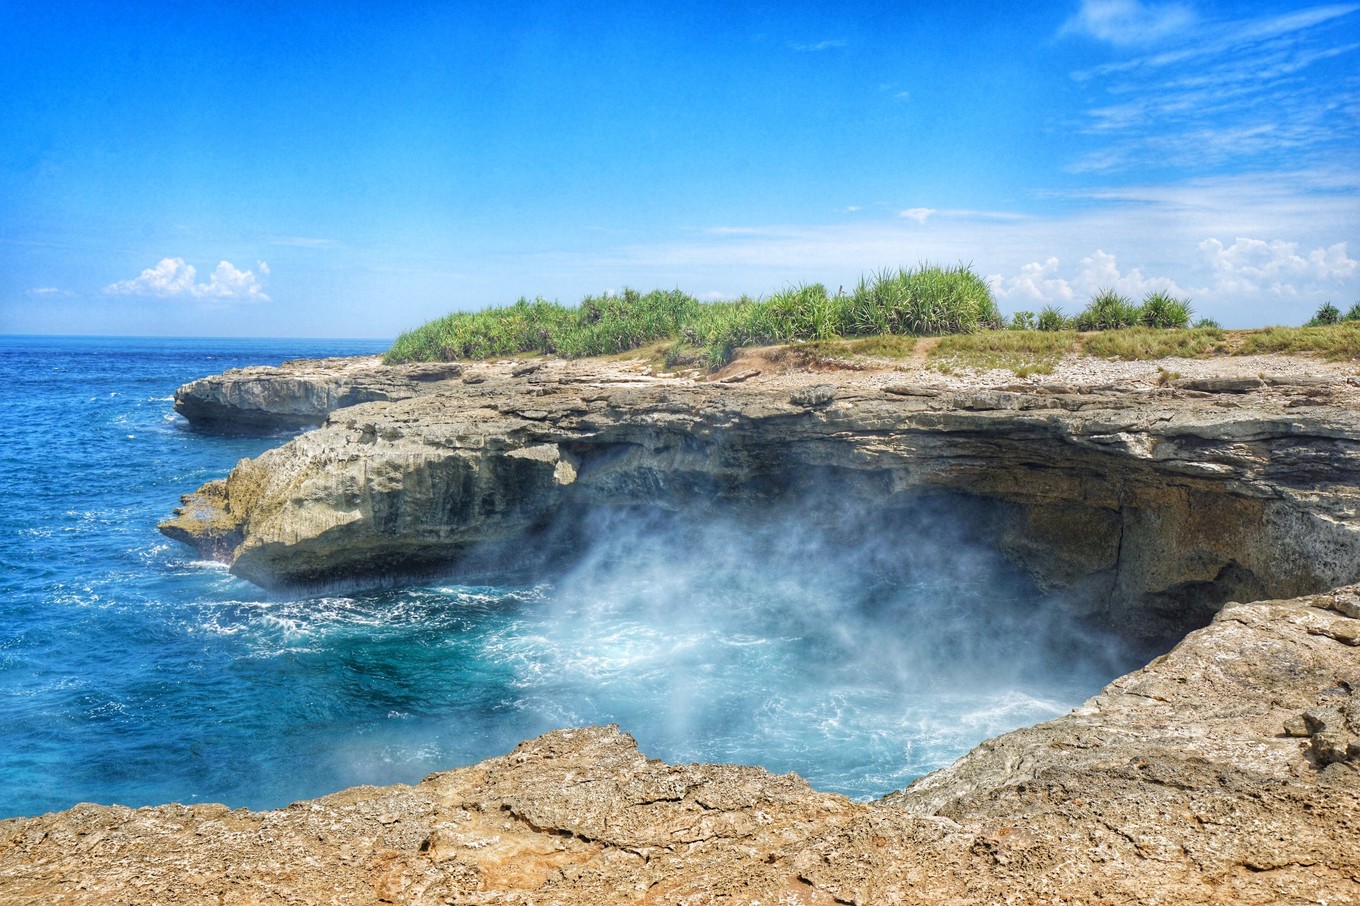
[3,347,1358,903]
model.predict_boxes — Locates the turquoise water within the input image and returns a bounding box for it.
[0,336,1134,819]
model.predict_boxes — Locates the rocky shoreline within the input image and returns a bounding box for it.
[162,350,1360,649]
[2,588,1357,903]
[3,348,1358,903]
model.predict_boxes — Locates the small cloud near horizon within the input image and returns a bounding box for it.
[989,238,1357,308]
[103,257,271,302]
[989,249,1189,304]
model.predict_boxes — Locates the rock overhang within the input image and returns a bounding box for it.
[162,356,1360,652]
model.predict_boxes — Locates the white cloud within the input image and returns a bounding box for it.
[988,258,1075,303]
[789,39,847,52]
[990,238,1355,312]
[899,207,936,224]
[991,250,1186,305]
[1199,238,1358,295]
[28,287,74,297]
[103,257,270,301]
[1061,0,1197,46]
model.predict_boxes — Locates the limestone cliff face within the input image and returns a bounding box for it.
[173,355,464,430]
[4,588,1357,904]
[161,356,1360,647]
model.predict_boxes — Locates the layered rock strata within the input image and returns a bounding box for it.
[161,355,1360,648]
[3,587,1357,904]
[173,355,464,431]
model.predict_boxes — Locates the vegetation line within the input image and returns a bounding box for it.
[384,265,1360,371]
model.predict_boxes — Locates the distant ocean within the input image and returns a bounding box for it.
[0,335,1131,819]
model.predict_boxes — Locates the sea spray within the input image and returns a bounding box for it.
[0,336,1140,818]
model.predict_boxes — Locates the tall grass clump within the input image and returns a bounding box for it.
[388,264,1001,367]
[1137,291,1193,329]
[1037,305,1071,331]
[845,264,1001,337]
[385,296,576,362]
[758,283,841,342]
[557,288,701,356]
[672,296,774,368]
[1307,302,1343,326]
[1237,323,1360,360]
[385,289,702,363]
[1076,290,1140,331]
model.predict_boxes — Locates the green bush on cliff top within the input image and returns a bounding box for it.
[385,264,1002,366]
[386,273,1355,370]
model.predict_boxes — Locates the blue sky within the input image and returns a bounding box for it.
[2,1,1357,338]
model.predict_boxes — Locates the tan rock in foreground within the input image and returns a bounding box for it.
[2,588,1357,904]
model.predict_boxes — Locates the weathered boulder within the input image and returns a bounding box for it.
[161,356,1360,648]
[3,588,1356,904]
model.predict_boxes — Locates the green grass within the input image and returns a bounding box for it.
[1082,326,1227,360]
[385,271,1360,371]
[1235,323,1360,360]
[385,264,1002,367]
[928,330,1078,376]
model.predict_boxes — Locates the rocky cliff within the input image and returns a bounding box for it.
[3,349,1358,903]
[3,587,1357,904]
[160,353,1360,649]
[173,355,464,431]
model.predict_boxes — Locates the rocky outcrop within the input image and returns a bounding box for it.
[3,587,1357,904]
[173,356,464,431]
[161,356,1360,648]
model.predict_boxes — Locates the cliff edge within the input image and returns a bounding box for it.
[160,351,1360,649]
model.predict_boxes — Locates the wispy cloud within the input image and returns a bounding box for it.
[1063,3,1360,174]
[28,287,75,297]
[103,258,271,302]
[896,207,1029,224]
[899,207,936,224]
[1060,0,1197,46]
[788,39,847,52]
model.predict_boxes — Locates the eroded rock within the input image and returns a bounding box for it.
[173,356,464,431]
[160,357,1360,648]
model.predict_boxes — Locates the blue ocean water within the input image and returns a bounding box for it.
[0,335,1135,820]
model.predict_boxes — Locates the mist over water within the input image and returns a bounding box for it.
[0,336,1140,818]
[519,500,1136,794]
